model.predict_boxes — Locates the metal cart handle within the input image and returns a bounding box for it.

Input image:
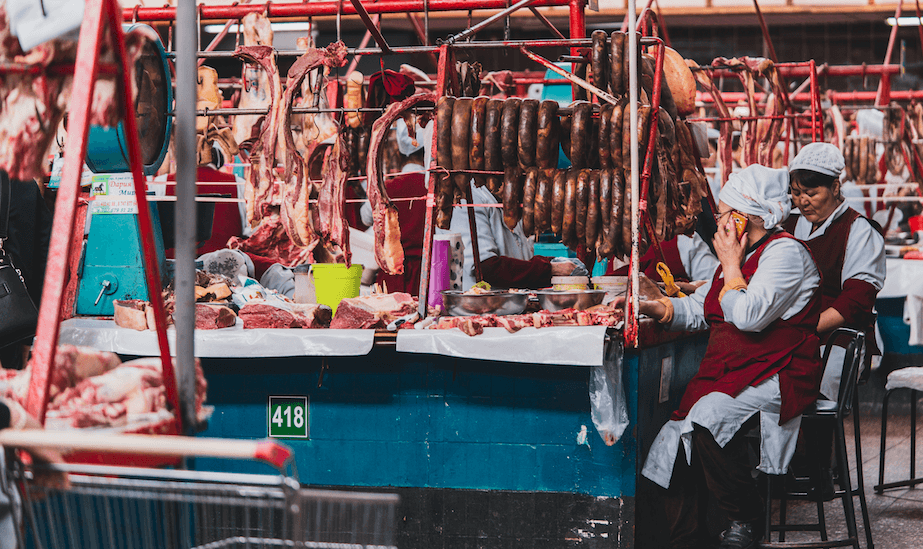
[0,430,294,471]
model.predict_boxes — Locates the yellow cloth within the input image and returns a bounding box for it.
[656,262,686,297]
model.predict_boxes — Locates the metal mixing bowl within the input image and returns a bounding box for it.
[534,289,607,312]
[441,291,529,316]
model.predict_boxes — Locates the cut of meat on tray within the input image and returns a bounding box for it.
[232,12,274,151]
[235,43,282,226]
[195,304,238,330]
[366,93,438,275]
[228,213,311,267]
[239,303,300,329]
[329,293,417,329]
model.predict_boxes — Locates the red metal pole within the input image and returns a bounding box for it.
[349,0,392,54]
[569,0,585,102]
[123,0,571,21]
[27,0,107,422]
[639,39,664,265]
[877,1,902,107]
[810,60,821,142]
[106,0,183,434]
[417,44,451,316]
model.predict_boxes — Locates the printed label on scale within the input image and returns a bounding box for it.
[89,173,140,215]
[268,396,309,439]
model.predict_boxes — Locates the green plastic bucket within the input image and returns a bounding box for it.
[312,264,363,315]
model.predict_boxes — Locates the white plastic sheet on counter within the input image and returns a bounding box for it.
[59,318,375,358]
[590,340,629,445]
[395,326,609,366]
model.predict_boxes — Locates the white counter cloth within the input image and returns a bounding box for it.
[676,233,719,282]
[396,326,609,366]
[642,374,802,489]
[644,234,820,489]
[58,318,375,358]
[442,182,534,290]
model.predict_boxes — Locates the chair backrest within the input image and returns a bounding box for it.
[819,327,865,417]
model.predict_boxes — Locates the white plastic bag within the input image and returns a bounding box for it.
[590,340,629,445]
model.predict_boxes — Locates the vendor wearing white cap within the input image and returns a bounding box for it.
[785,142,885,500]
[360,118,429,294]
[621,165,822,549]
[786,142,885,387]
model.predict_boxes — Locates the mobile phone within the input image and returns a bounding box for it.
[729,211,749,239]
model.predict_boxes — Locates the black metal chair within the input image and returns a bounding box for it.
[761,328,873,549]
[874,366,923,493]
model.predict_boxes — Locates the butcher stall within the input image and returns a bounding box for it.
[0,0,848,545]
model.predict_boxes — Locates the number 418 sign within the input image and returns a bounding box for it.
[268,396,309,438]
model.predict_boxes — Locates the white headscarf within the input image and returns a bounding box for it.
[719,164,791,229]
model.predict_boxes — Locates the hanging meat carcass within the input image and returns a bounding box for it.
[276,42,349,263]
[366,93,438,275]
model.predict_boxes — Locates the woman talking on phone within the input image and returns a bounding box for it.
[618,165,823,549]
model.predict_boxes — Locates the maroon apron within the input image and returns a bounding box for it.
[672,232,822,425]
[783,210,880,356]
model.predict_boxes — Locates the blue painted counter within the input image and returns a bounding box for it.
[192,326,708,547]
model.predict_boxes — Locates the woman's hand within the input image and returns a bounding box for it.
[713,216,747,278]
[611,295,667,321]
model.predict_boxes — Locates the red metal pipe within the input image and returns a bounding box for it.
[810,59,821,142]
[877,1,902,106]
[569,0,585,103]
[108,0,183,434]
[706,64,901,79]
[27,0,110,423]
[122,0,570,21]
[638,38,664,265]
[417,44,450,317]
[529,6,566,40]
[696,90,923,104]
[350,0,391,54]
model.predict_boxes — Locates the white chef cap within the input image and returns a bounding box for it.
[395,118,425,156]
[719,164,791,229]
[788,142,845,177]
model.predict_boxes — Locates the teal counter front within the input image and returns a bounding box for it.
[60,319,708,548]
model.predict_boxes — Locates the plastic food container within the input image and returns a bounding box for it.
[551,276,589,291]
[592,276,627,304]
[293,264,316,304]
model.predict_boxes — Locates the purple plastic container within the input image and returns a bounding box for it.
[428,239,451,309]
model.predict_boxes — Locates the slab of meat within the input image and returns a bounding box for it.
[311,130,351,264]
[235,44,282,226]
[43,356,207,430]
[366,93,438,275]
[195,304,238,330]
[228,213,311,267]
[329,293,417,329]
[239,303,300,329]
[290,303,333,328]
[690,62,732,186]
[232,13,274,150]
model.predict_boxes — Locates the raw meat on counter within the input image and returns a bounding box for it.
[329,293,417,329]
[0,346,207,430]
[431,306,624,336]
[195,304,238,330]
[238,302,332,329]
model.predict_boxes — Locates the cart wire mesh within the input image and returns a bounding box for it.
[13,464,399,549]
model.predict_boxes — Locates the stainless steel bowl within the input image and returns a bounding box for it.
[534,289,607,312]
[441,291,529,316]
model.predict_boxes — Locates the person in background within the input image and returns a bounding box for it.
[625,165,822,549]
[0,174,52,370]
[445,181,580,290]
[360,118,429,295]
[786,142,886,497]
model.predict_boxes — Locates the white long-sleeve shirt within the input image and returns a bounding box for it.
[676,233,719,282]
[441,182,534,290]
[789,200,885,291]
[668,232,820,333]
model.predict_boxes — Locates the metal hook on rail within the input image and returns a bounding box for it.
[131,5,139,24]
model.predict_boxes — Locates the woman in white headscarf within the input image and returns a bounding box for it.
[618,164,823,549]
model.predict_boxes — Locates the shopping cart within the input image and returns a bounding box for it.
[0,431,399,549]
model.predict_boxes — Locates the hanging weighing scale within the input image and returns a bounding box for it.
[76,24,173,316]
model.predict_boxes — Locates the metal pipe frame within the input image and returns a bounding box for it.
[349,0,392,54]
[122,0,571,22]
[444,0,539,45]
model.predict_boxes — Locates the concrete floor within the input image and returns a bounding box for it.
[767,408,923,549]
